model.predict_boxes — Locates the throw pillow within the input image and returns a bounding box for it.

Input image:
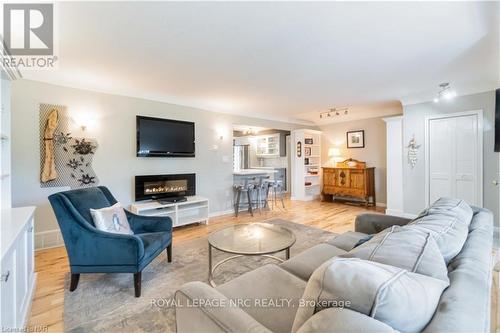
[341,226,449,282]
[90,203,134,235]
[292,258,449,333]
[408,197,473,263]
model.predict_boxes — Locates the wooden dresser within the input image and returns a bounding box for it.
[322,159,376,206]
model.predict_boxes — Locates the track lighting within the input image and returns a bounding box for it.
[434,83,456,103]
[320,107,349,119]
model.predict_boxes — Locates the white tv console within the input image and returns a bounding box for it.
[130,196,209,227]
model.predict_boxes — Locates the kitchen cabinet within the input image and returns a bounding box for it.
[256,133,286,157]
[1,207,36,330]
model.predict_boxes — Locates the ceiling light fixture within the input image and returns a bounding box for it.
[433,82,456,103]
[320,107,349,119]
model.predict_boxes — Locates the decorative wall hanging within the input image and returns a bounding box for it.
[39,104,99,188]
[346,130,365,148]
[304,147,311,157]
[304,138,313,145]
[296,141,302,157]
[406,136,421,169]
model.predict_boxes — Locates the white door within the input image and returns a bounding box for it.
[427,112,481,206]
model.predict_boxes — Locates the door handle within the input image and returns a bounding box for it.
[493,180,500,186]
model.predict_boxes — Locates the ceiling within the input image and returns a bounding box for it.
[21,2,499,125]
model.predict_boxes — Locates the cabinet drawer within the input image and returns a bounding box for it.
[1,249,17,328]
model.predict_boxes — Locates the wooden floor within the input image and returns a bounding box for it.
[28,199,381,332]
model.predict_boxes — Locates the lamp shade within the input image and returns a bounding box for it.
[328,147,341,157]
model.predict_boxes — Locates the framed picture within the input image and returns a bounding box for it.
[346,130,365,148]
[304,138,313,144]
[304,147,311,156]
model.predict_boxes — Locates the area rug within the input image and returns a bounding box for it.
[63,219,336,332]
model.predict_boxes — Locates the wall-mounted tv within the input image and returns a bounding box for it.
[136,116,195,157]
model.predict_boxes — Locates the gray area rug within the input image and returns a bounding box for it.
[64,219,336,332]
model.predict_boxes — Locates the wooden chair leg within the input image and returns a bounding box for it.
[69,273,80,292]
[166,243,172,262]
[134,272,141,297]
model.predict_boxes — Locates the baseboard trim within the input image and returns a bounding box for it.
[209,209,233,218]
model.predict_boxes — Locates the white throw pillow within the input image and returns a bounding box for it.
[292,258,449,333]
[90,203,134,235]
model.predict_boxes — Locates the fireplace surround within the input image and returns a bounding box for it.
[135,173,196,201]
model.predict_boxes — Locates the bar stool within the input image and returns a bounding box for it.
[233,178,256,217]
[266,179,286,210]
[253,176,270,213]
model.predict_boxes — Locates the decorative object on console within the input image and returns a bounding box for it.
[328,147,341,166]
[322,158,375,206]
[346,130,365,148]
[39,103,99,188]
[406,135,421,169]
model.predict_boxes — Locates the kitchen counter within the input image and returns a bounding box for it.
[233,169,278,176]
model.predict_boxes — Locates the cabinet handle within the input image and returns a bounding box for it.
[28,226,34,232]
[2,270,10,282]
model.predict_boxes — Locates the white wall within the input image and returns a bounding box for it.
[1,73,12,210]
[403,91,498,223]
[320,116,389,205]
[11,79,314,249]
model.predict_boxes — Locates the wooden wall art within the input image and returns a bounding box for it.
[39,104,99,188]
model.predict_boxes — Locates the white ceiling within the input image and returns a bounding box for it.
[21,1,499,125]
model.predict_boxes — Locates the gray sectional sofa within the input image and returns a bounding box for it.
[175,199,493,332]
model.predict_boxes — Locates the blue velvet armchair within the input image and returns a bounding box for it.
[48,186,172,297]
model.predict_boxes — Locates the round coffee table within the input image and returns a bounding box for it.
[208,223,296,287]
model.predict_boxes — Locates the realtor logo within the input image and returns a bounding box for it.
[3,3,54,56]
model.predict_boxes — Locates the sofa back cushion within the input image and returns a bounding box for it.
[408,197,473,263]
[292,258,449,333]
[341,226,449,283]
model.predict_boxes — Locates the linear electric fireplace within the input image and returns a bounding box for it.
[135,173,196,201]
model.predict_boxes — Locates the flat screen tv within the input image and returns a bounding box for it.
[136,116,195,157]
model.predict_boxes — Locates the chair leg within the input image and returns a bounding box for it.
[69,273,80,292]
[234,190,241,217]
[166,243,172,262]
[247,190,253,217]
[134,272,142,297]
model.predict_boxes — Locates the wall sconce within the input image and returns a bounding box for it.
[216,126,226,141]
[73,112,97,132]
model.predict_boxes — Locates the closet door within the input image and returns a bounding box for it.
[428,113,480,206]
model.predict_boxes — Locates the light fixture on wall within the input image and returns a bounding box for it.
[433,82,456,103]
[320,107,349,119]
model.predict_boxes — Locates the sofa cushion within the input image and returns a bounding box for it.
[325,231,369,251]
[292,258,449,333]
[280,244,346,281]
[216,264,306,333]
[341,226,449,282]
[423,207,494,333]
[408,197,473,263]
[296,308,396,333]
